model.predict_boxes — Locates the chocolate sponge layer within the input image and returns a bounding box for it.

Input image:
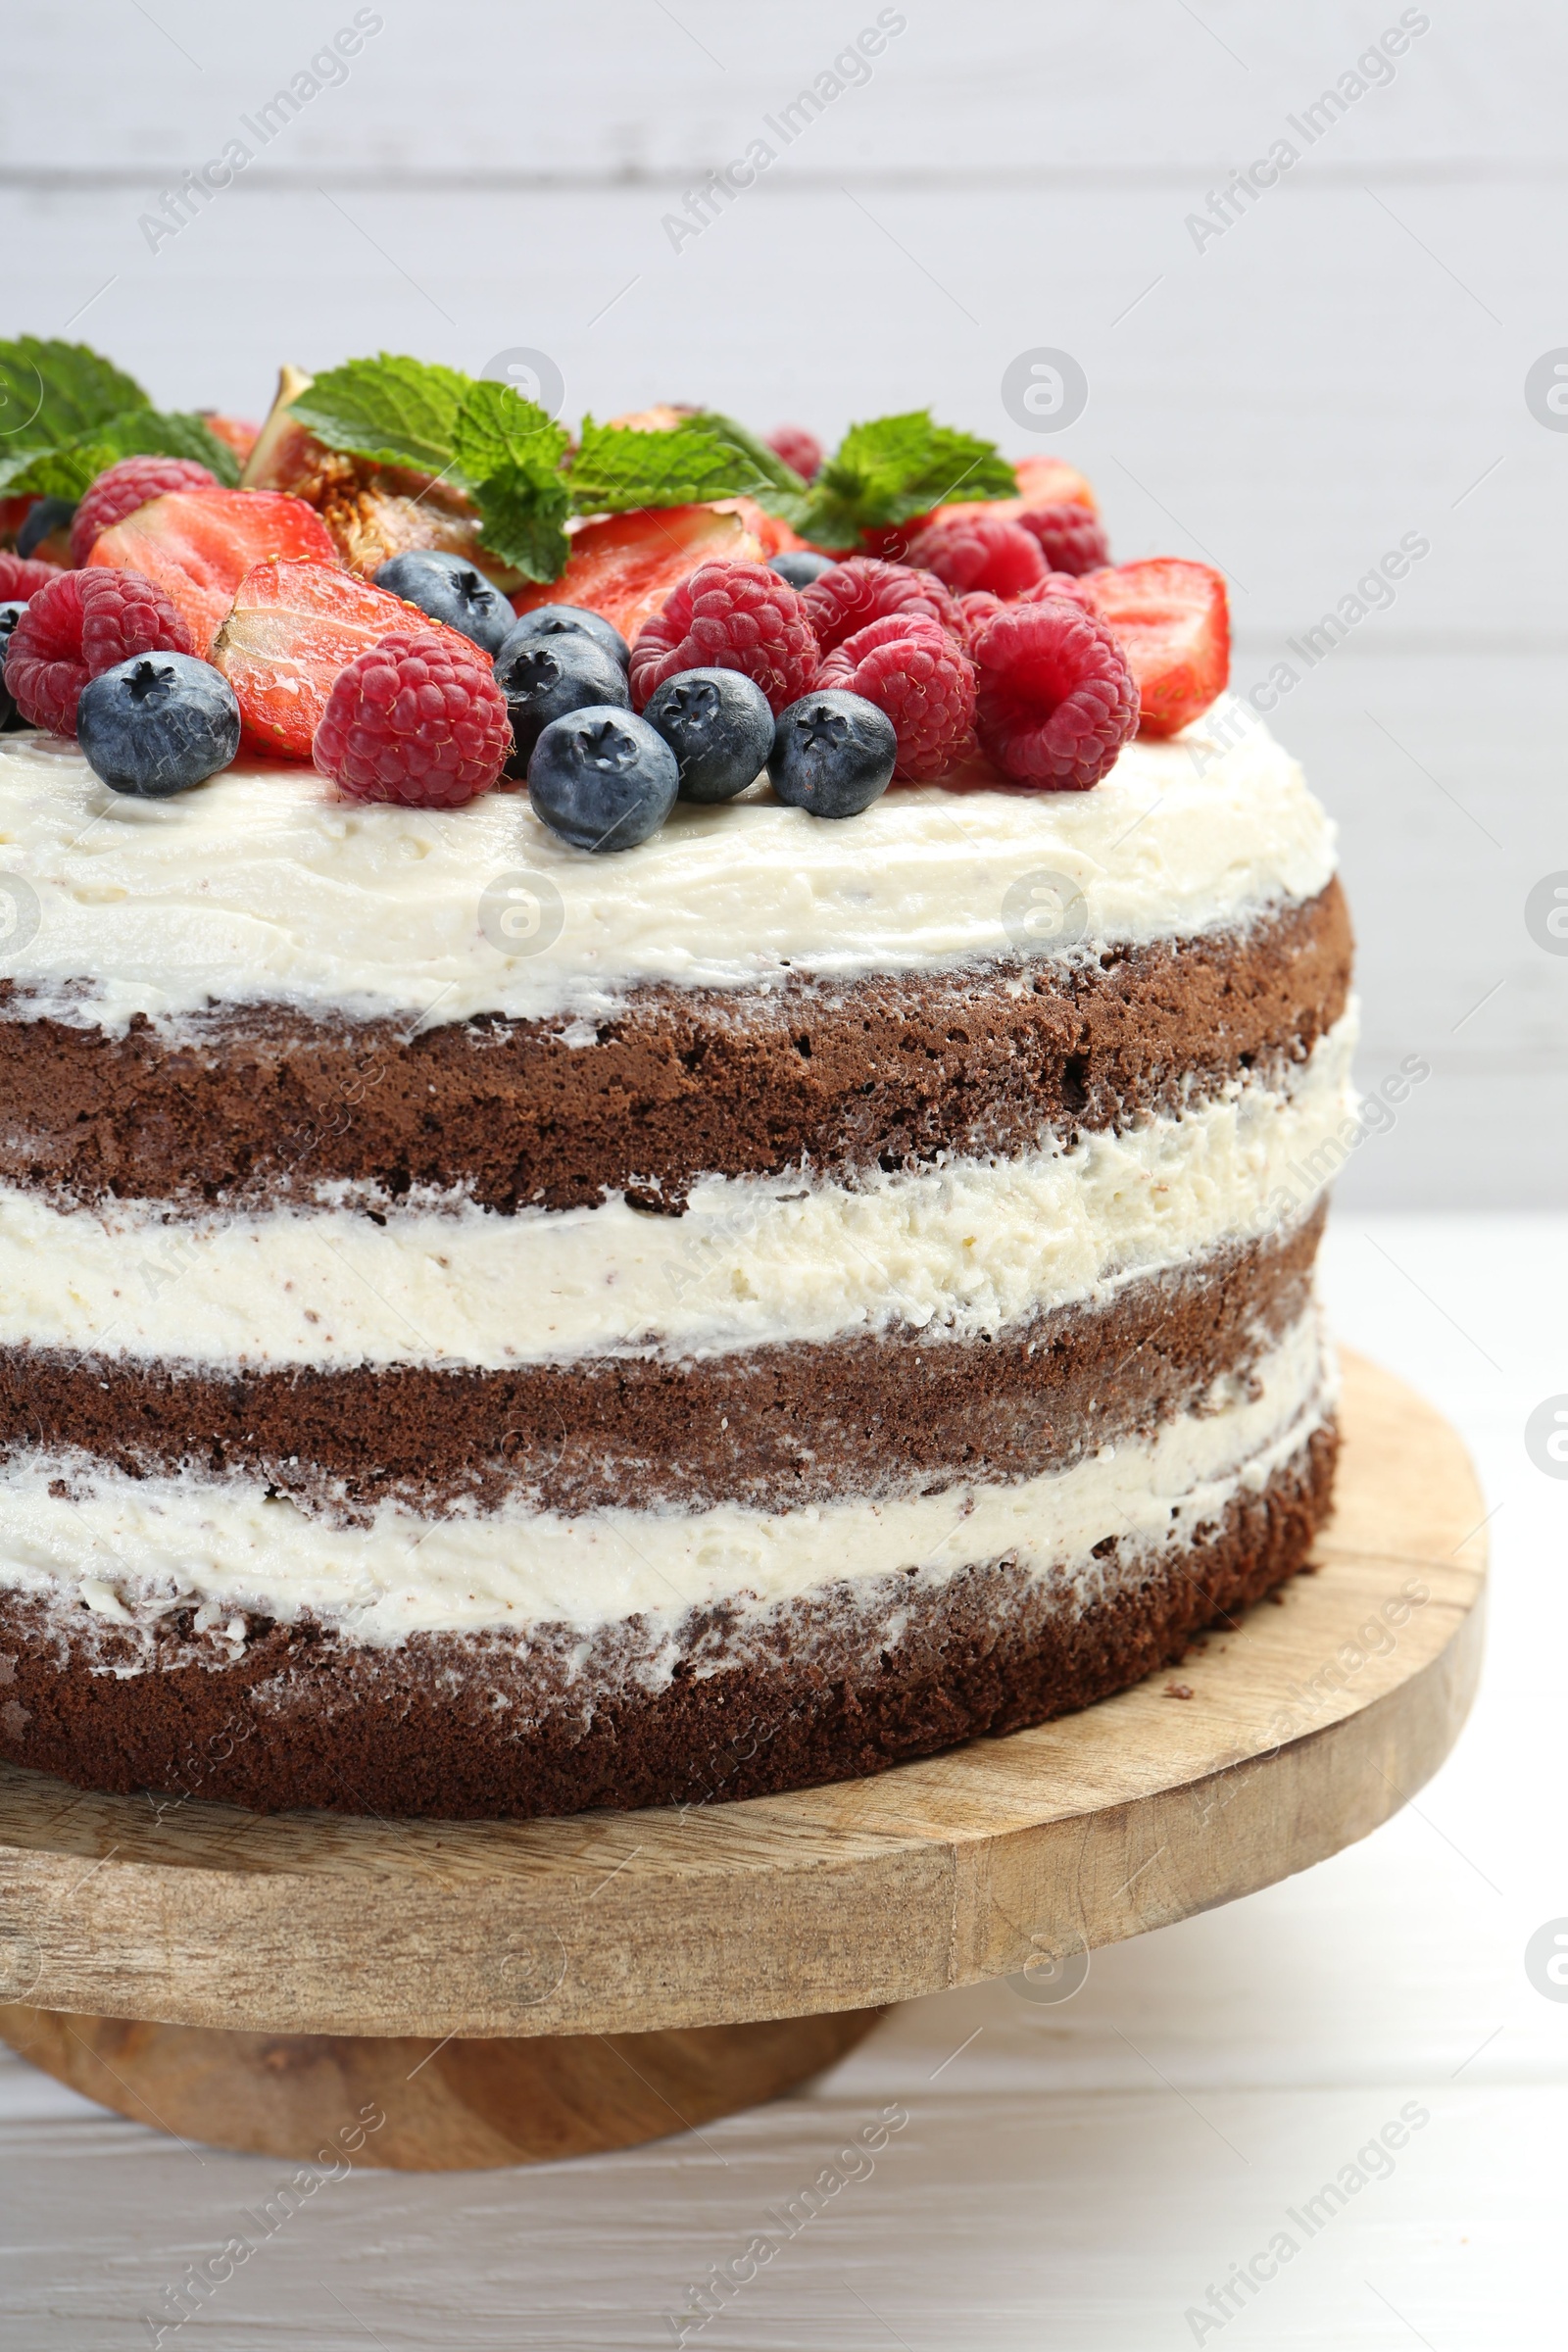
[0,1424,1336,1820]
[0,1206,1322,1516]
[0,882,1350,1214]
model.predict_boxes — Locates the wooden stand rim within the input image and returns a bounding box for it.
[0,1353,1485,2043]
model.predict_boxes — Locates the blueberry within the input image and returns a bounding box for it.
[767,551,835,590]
[499,604,630,671]
[768,690,896,819]
[16,498,75,562]
[528,707,679,854]
[641,666,774,805]
[371,550,515,657]
[0,602,28,732]
[493,632,630,775]
[75,653,241,797]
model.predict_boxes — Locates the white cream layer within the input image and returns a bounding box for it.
[0,1010,1356,1369]
[0,1313,1332,1647]
[0,704,1335,1034]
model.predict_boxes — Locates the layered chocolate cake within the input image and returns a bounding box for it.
[0,708,1351,1816]
[0,347,1353,1817]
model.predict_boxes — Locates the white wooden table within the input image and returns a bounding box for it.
[1,1207,1559,2349]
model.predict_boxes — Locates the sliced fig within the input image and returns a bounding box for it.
[241,364,523,590]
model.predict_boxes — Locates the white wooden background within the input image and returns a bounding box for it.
[3,1209,1565,2348]
[3,0,1563,1204]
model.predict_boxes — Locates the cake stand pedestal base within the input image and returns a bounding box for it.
[0,2002,882,2169]
[0,1356,1486,2173]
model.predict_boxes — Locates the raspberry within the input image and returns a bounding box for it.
[4,567,193,737]
[765,424,823,482]
[972,600,1138,790]
[1017,572,1095,610]
[818,614,976,783]
[629,560,819,715]
[952,590,1004,651]
[312,630,512,808]
[801,557,959,657]
[1016,503,1111,576]
[0,552,62,602]
[904,514,1047,599]
[953,575,1090,652]
[70,456,219,568]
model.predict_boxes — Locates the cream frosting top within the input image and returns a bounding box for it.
[0,699,1335,1035]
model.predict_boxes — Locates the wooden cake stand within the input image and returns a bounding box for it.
[0,1353,1486,2171]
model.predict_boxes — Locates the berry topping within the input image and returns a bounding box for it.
[952,589,1004,651]
[70,456,219,568]
[765,425,823,482]
[1016,572,1095,608]
[371,550,515,658]
[211,559,470,758]
[499,603,630,671]
[713,497,809,562]
[313,631,511,809]
[512,504,760,646]
[18,499,75,564]
[904,514,1048,599]
[641,666,775,803]
[0,553,62,603]
[0,603,29,731]
[87,488,337,656]
[3,566,193,738]
[1081,559,1230,738]
[971,600,1138,790]
[198,413,262,463]
[76,652,241,798]
[629,560,820,716]
[768,690,898,818]
[950,578,1087,653]
[768,551,836,590]
[801,556,959,657]
[528,707,679,854]
[1015,503,1111,576]
[493,630,631,773]
[817,614,976,783]
[1010,456,1099,514]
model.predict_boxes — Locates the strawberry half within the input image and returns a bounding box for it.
[200,413,263,464]
[1008,456,1098,514]
[1081,559,1230,738]
[512,504,760,644]
[87,488,337,657]
[211,559,472,757]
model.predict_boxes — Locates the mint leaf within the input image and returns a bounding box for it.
[567,414,778,514]
[158,411,243,484]
[687,411,807,511]
[3,408,241,499]
[289,354,471,477]
[470,472,571,581]
[451,381,572,580]
[0,337,149,489]
[795,410,1017,549]
[452,379,569,484]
